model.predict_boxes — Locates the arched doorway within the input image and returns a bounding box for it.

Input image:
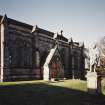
[50,55,64,79]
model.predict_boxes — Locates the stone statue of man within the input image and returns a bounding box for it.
[89,44,100,72]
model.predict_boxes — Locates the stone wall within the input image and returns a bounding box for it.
[0,15,85,81]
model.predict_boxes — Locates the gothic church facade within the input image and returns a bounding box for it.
[0,15,85,82]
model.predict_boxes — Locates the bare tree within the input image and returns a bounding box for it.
[97,36,105,68]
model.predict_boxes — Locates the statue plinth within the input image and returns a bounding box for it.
[86,44,101,94]
[86,71,98,94]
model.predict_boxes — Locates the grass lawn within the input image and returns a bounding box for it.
[0,80,105,105]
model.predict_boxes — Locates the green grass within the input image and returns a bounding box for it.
[0,80,45,86]
[0,80,105,105]
[48,80,87,91]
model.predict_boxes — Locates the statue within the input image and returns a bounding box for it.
[89,44,100,72]
[86,44,101,94]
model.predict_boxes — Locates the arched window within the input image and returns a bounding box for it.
[10,38,23,67]
[24,41,32,67]
[35,50,40,68]
[10,38,32,68]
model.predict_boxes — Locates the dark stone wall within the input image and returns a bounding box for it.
[0,19,85,81]
[3,24,35,81]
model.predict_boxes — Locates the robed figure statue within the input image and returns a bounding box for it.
[89,44,100,72]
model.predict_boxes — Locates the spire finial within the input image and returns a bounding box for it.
[1,14,8,24]
[61,30,63,36]
[31,25,38,33]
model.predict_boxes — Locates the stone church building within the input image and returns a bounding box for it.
[0,15,85,82]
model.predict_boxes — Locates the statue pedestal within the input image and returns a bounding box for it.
[86,71,98,94]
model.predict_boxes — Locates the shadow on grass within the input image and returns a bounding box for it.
[0,82,105,105]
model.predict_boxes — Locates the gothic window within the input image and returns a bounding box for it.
[10,39,22,67]
[35,50,40,68]
[4,46,10,67]
[10,38,32,68]
[24,42,32,67]
[73,52,78,70]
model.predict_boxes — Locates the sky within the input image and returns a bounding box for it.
[0,0,105,47]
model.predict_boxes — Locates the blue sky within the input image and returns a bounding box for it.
[0,0,105,47]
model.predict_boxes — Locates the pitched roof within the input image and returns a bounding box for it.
[0,15,68,42]
[35,27,68,42]
[0,15,33,30]
[36,27,54,37]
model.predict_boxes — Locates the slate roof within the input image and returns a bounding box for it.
[0,15,68,42]
[0,15,33,30]
[36,27,68,42]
